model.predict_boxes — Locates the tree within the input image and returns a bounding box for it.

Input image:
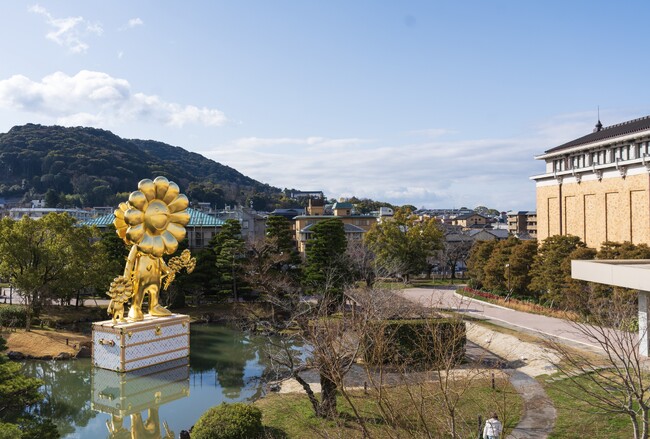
[482,237,521,293]
[0,334,58,438]
[466,240,496,289]
[546,293,650,439]
[529,235,591,305]
[435,234,473,280]
[264,215,301,271]
[212,219,247,300]
[303,219,350,304]
[0,214,106,330]
[505,240,538,297]
[365,208,443,282]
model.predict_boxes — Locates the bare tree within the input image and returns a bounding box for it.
[545,292,650,439]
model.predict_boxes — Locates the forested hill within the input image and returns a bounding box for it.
[0,124,283,209]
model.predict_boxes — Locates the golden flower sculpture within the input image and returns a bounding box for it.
[114,176,190,258]
[108,176,193,322]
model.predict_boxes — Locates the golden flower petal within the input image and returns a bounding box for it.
[161,231,179,254]
[124,208,145,226]
[114,209,124,220]
[154,176,169,200]
[115,226,127,240]
[138,179,156,201]
[163,182,180,204]
[128,191,147,211]
[151,235,165,257]
[138,234,154,254]
[126,223,145,244]
[169,211,190,226]
[168,194,189,214]
[166,222,187,241]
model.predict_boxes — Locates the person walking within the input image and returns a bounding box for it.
[483,413,502,439]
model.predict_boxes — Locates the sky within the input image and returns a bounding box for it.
[1,1,650,211]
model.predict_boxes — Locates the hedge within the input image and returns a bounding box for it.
[363,318,466,370]
[0,305,27,328]
[192,402,263,439]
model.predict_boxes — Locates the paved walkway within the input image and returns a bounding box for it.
[399,286,568,439]
[400,286,604,352]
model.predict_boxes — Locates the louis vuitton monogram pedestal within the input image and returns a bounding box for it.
[92,314,190,372]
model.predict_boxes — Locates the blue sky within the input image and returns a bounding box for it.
[1,1,650,210]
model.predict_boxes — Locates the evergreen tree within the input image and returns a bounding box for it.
[466,240,496,289]
[529,235,590,305]
[212,219,247,300]
[303,219,350,304]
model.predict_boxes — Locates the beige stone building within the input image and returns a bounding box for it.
[531,116,650,248]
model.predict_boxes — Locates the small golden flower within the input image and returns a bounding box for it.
[114,176,190,257]
[107,275,134,302]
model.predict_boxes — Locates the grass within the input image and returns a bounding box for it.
[256,378,522,438]
[543,373,633,438]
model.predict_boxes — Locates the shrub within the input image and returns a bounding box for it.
[192,402,263,439]
[364,318,466,370]
[0,305,27,328]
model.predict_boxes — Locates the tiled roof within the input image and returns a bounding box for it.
[79,207,225,228]
[545,115,650,153]
[333,202,354,209]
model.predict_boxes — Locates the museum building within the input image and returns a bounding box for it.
[532,115,650,249]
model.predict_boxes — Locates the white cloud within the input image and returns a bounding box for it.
[205,114,606,210]
[0,70,227,128]
[127,18,144,28]
[29,4,103,53]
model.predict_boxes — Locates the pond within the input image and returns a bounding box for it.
[20,324,296,439]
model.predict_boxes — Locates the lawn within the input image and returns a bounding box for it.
[256,378,522,438]
[543,374,633,438]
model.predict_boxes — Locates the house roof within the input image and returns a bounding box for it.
[455,212,486,220]
[79,207,225,228]
[332,202,354,209]
[545,115,650,154]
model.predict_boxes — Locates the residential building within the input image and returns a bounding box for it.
[215,205,267,242]
[293,199,376,254]
[451,212,489,229]
[507,211,537,239]
[531,116,650,248]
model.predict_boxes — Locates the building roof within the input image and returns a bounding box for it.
[300,223,366,234]
[455,212,486,220]
[79,207,225,228]
[332,202,354,209]
[545,115,650,154]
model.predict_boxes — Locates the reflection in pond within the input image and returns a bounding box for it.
[93,358,189,439]
[21,324,293,439]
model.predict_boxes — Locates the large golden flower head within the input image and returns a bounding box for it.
[114,176,190,257]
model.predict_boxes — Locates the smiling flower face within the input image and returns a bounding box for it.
[114,176,190,257]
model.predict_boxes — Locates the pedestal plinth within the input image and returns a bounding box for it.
[92,314,190,372]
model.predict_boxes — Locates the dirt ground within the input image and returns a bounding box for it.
[2,329,90,358]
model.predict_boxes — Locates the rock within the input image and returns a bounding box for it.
[7,351,24,360]
[75,345,91,358]
[53,352,72,361]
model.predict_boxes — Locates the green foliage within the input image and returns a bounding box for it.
[0,124,281,208]
[192,403,263,439]
[303,219,350,302]
[0,214,110,328]
[506,240,538,297]
[365,208,443,281]
[364,319,466,370]
[466,240,496,289]
[212,220,248,299]
[529,235,589,304]
[0,306,27,328]
[346,197,395,214]
[482,237,521,292]
[0,423,21,439]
